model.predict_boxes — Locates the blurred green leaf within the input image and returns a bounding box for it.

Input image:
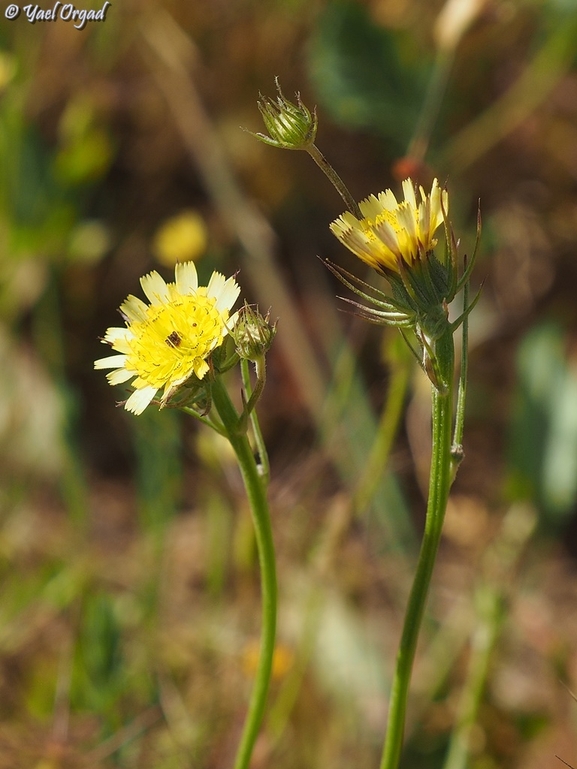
[53,127,113,186]
[54,94,114,186]
[0,114,75,257]
[542,358,577,515]
[307,1,429,153]
[506,322,577,526]
[133,407,182,536]
[72,590,129,719]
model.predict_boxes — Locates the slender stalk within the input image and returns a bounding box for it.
[451,270,469,478]
[442,584,500,769]
[380,329,455,769]
[353,339,412,518]
[442,503,535,769]
[406,47,454,165]
[306,143,363,220]
[440,18,577,171]
[180,406,227,437]
[241,358,271,484]
[209,376,277,769]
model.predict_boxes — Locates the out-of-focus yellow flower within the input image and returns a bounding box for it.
[152,210,208,267]
[68,220,110,264]
[242,639,294,680]
[330,178,448,274]
[94,262,240,414]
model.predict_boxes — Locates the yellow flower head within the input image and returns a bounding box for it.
[95,262,240,415]
[330,178,448,273]
[152,210,208,267]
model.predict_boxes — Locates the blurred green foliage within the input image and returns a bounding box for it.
[72,591,127,719]
[507,322,577,526]
[308,1,428,152]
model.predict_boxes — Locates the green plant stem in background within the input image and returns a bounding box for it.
[353,337,412,518]
[209,376,277,769]
[380,329,455,769]
[33,273,88,526]
[442,582,501,769]
[406,47,454,165]
[442,503,535,769]
[440,17,577,171]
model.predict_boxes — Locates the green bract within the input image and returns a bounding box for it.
[247,77,318,151]
[326,200,481,393]
[231,303,277,362]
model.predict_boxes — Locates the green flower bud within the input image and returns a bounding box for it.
[231,304,277,361]
[248,77,317,151]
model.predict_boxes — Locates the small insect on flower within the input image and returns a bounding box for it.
[95,262,240,415]
[166,331,182,348]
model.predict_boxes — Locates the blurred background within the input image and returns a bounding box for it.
[2,0,577,766]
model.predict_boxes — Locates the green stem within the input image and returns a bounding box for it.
[353,338,412,517]
[180,405,227,436]
[209,376,277,769]
[306,143,363,219]
[451,272,469,478]
[380,330,455,769]
[241,359,270,485]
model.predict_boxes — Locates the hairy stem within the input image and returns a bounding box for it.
[306,143,363,219]
[380,329,455,769]
[241,358,270,484]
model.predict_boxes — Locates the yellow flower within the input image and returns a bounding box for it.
[95,262,240,415]
[152,210,208,267]
[330,178,448,273]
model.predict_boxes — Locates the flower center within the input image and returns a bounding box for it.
[373,210,402,233]
[126,294,228,388]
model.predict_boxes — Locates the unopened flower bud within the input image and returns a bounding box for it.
[232,304,277,361]
[248,77,317,151]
